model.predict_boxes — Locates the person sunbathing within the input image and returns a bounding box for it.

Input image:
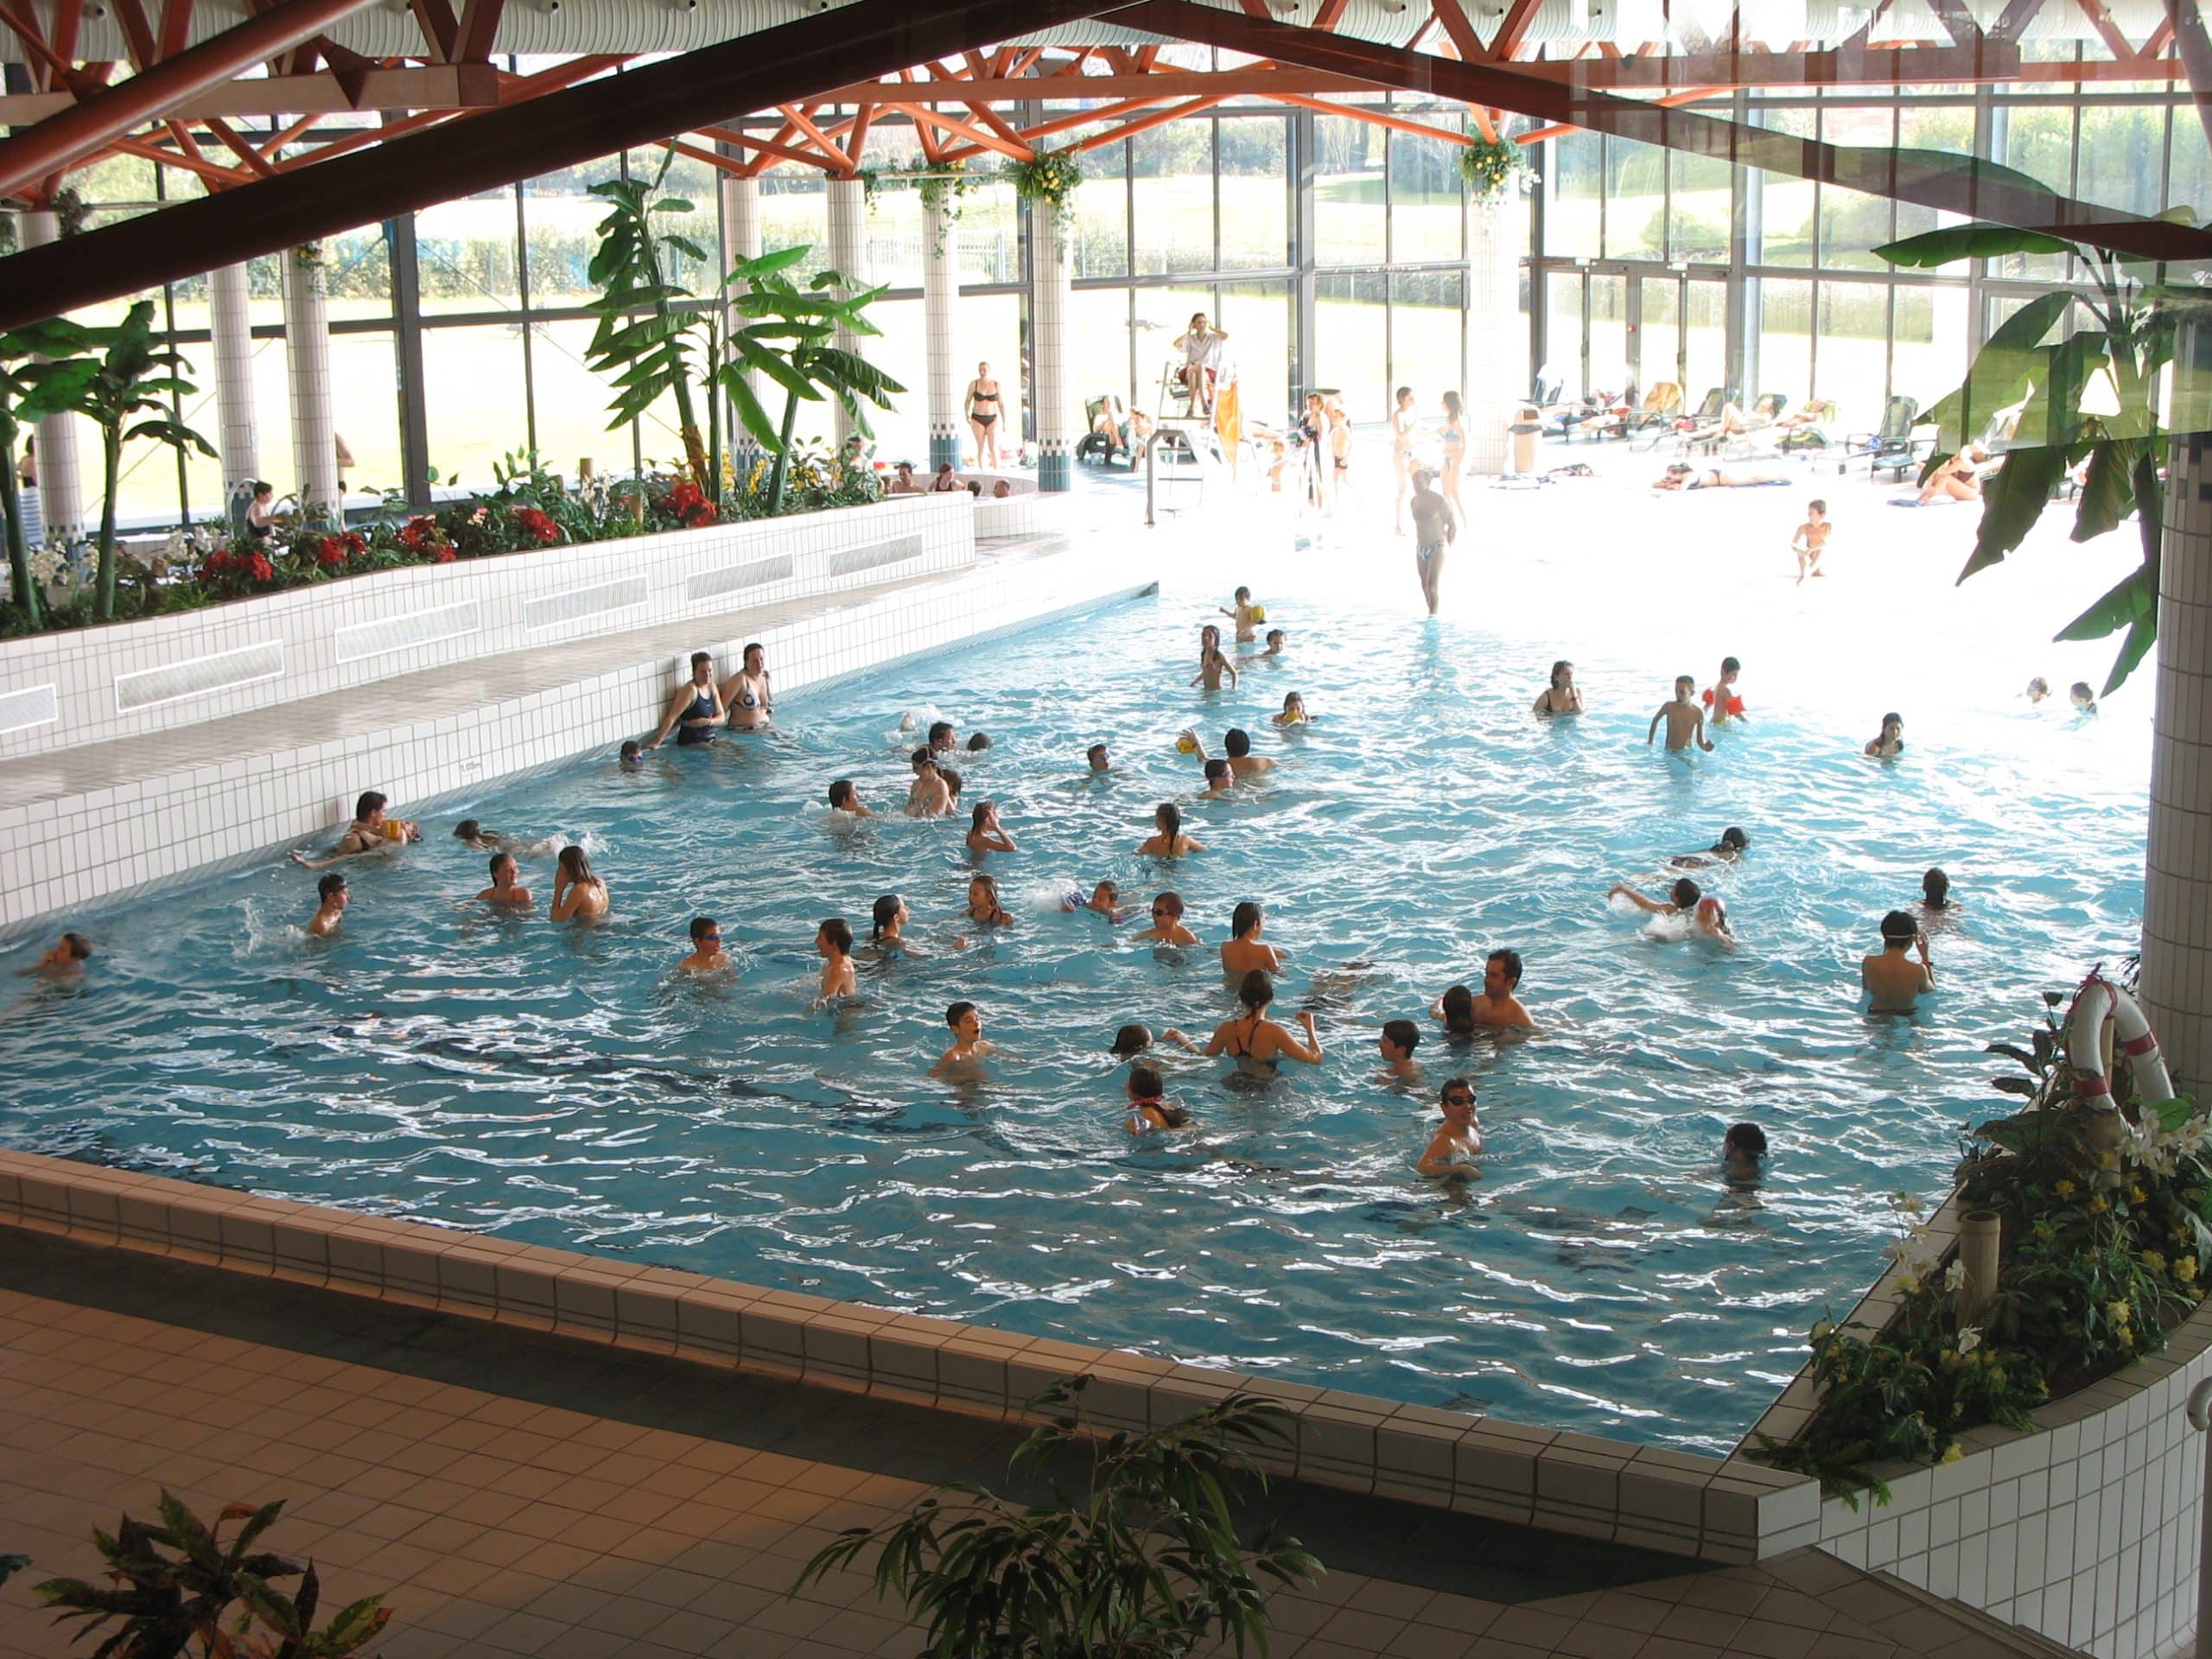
[1916,444,1987,505]
[1656,463,1789,491]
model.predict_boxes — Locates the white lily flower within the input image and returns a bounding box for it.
[1943,1260,1967,1292]
[1958,1326,1982,1355]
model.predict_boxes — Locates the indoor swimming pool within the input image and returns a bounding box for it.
[0,569,2151,1452]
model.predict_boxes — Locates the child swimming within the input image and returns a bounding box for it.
[1415,1079,1483,1179]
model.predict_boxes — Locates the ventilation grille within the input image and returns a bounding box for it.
[115,641,284,713]
[0,682,58,737]
[524,576,650,634]
[334,601,483,665]
[686,555,794,607]
[827,534,924,579]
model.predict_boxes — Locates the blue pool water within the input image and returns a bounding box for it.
[0,569,2149,1451]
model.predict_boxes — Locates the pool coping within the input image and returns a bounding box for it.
[0,1149,1815,1565]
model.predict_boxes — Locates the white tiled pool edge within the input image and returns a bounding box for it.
[1742,1192,2212,1658]
[0,1152,1804,1566]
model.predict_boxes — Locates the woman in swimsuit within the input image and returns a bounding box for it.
[1865,712,1905,759]
[1534,660,1584,716]
[1916,445,1986,505]
[870,893,912,954]
[1192,624,1237,691]
[1300,393,1330,514]
[1438,391,1466,515]
[1326,404,1352,518]
[1203,969,1322,1070]
[1389,385,1418,534]
[647,651,724,748]
[1137,802,1205,858]
[966,361,1003,470]
[1220,900,1283,977]
[720,641,772,731]
[550,845,608,924]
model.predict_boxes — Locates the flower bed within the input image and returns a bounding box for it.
[1755,974,2211,1501]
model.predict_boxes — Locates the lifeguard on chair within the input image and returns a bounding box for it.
[1173,312,1228,417]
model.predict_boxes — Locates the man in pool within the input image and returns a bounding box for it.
[678,916,730,976]
[1723,1122,1768,1182]
[1182,727,1274,780]
[645,651,725,749]
[1086,743,1111,772]
[1862,911,1936,1013]
[931,1000,995,1078]
[1134,892,1199,945]
[22,932,92,978]
[475,853,533,909]
[1470,949,1535,1030]
[307,873,348,938]
[1377,1018,1423,1085]
[1702,657,1747,726]
[906,749,953,817]
[290,791,417,868]
[1671,827,1750,869]
[1408,467,1454,617]
[1415,1079,1483,1179]
[1647,677,1714,753]
[927,720,960,755]
[1201,759,1233,795]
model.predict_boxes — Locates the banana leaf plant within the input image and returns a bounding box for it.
[583,151,714,486]
[35,1491,391,1659]
[718,245,904,512]
[0,316,97,628]
[1875,164,2209,696]
[69,300,216,621]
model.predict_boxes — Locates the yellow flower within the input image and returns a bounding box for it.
[2088,1196,2109,1214]
[2179,1257,2199,1283]
[1897,1274,1921,1295]
[2053,1179,2077,1199]
[2106,1300,2132,1325]
[1940,1444,1963,1464]
[2129,1185,2147,1205]
[2143,1250,2170,1273]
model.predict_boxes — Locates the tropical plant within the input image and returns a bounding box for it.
[1458,136,1534,202]
[35,1491,391,1659]
[66,301,216,621]
[1006,151,1083,210]
[1874,172,2209,696]
[793,1378,1322,1659]
[583,152,715,486]
[0,316,97,628]
[720,245,903,512]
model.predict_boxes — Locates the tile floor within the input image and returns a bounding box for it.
[0,1231,2079,1659]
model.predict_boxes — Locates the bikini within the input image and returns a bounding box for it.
[730,671,772,721]
[969,384,1001,429]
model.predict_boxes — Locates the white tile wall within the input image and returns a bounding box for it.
[0,495,974,762]
[1464,197,1529,476]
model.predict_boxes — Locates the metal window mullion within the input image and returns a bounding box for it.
[513,181,537,459]
[389,213,433,511]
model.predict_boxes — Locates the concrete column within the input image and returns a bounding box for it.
[1032,197,1071,493]
[923,187,962,472]
[22,210,86,545]
[719,175,762,449]
[2143,321,2212,1090]
[1462,194,1529,477]
[281,245,339,519]
[208,263,259,533]
[825,176,868,449]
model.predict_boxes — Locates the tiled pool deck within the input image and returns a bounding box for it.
[0,1230,2078,1659]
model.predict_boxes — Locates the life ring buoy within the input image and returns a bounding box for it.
[2064,973,2176,1113]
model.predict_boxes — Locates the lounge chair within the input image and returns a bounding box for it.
[1076,394,1137,468]
[1851,395,1932,482]
[1777,398,1837,454]
[1627,383,1681,434]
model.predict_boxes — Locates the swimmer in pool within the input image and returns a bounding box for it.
[677,915,730,976]
[1415,1079,1483,1179]
[1702,656,1748,725]
[1865,712,1905,759]
[906,750,954,817]
[1247,628,1287,658]
[1086,743,1112,773]
[1862,910,1935,1013]
[307,873,348,938]
[1470,949,1535,1029]
[1408,467,1454,616]
[1138,803,1205,858]
[1134,892,1199,946]
[620,741,645,769]
[827,779,872,818]
[1063,880,1128,922]
[1220,586,1262,644]
[928,720,960,756]
[1125,1065,1193,1135]
[965,800,1017,856]
[1201,759,1234,795]
[1433,983,1476,1038]
[1192,626,1238,691]
[22,932,92,977]
[291,791,417,868]
[1204,969,1323,1069]
[1723,1121,1768,1183]
[646,651,724,749]
[1377,1018,1423,1085]
[869,893,912,954]
[931,1000,995,1078]
[719,641,773,731]
[1183,728,1274,780]
[1670,827,1750,868]
[967,732,992,754]
[454,822,564,859]
[817,918,857,1000]
[965,874,1015,929]
[2024,677,2051,704]
[1610,875,1702,918]
[1273,692,1309,727]
[1918,867,1955,921]
[1693,896,1737,945]
[2070,681,2099,717]
[1221,901,1284,976]
[1533,660,1582,716]
[475,852,533,909]
[1110,1022,1202,1058]
[550,846,608,924]
[1648,677,1714,753]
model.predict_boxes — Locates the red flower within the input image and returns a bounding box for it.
[431,544,455,564]
[683,501,717,527]
[397,516,434,551]
[316,535,346,569]
[202,549,229,575]
[343,531,368,561]
[247,554,274,583]
[513,506,559,545]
